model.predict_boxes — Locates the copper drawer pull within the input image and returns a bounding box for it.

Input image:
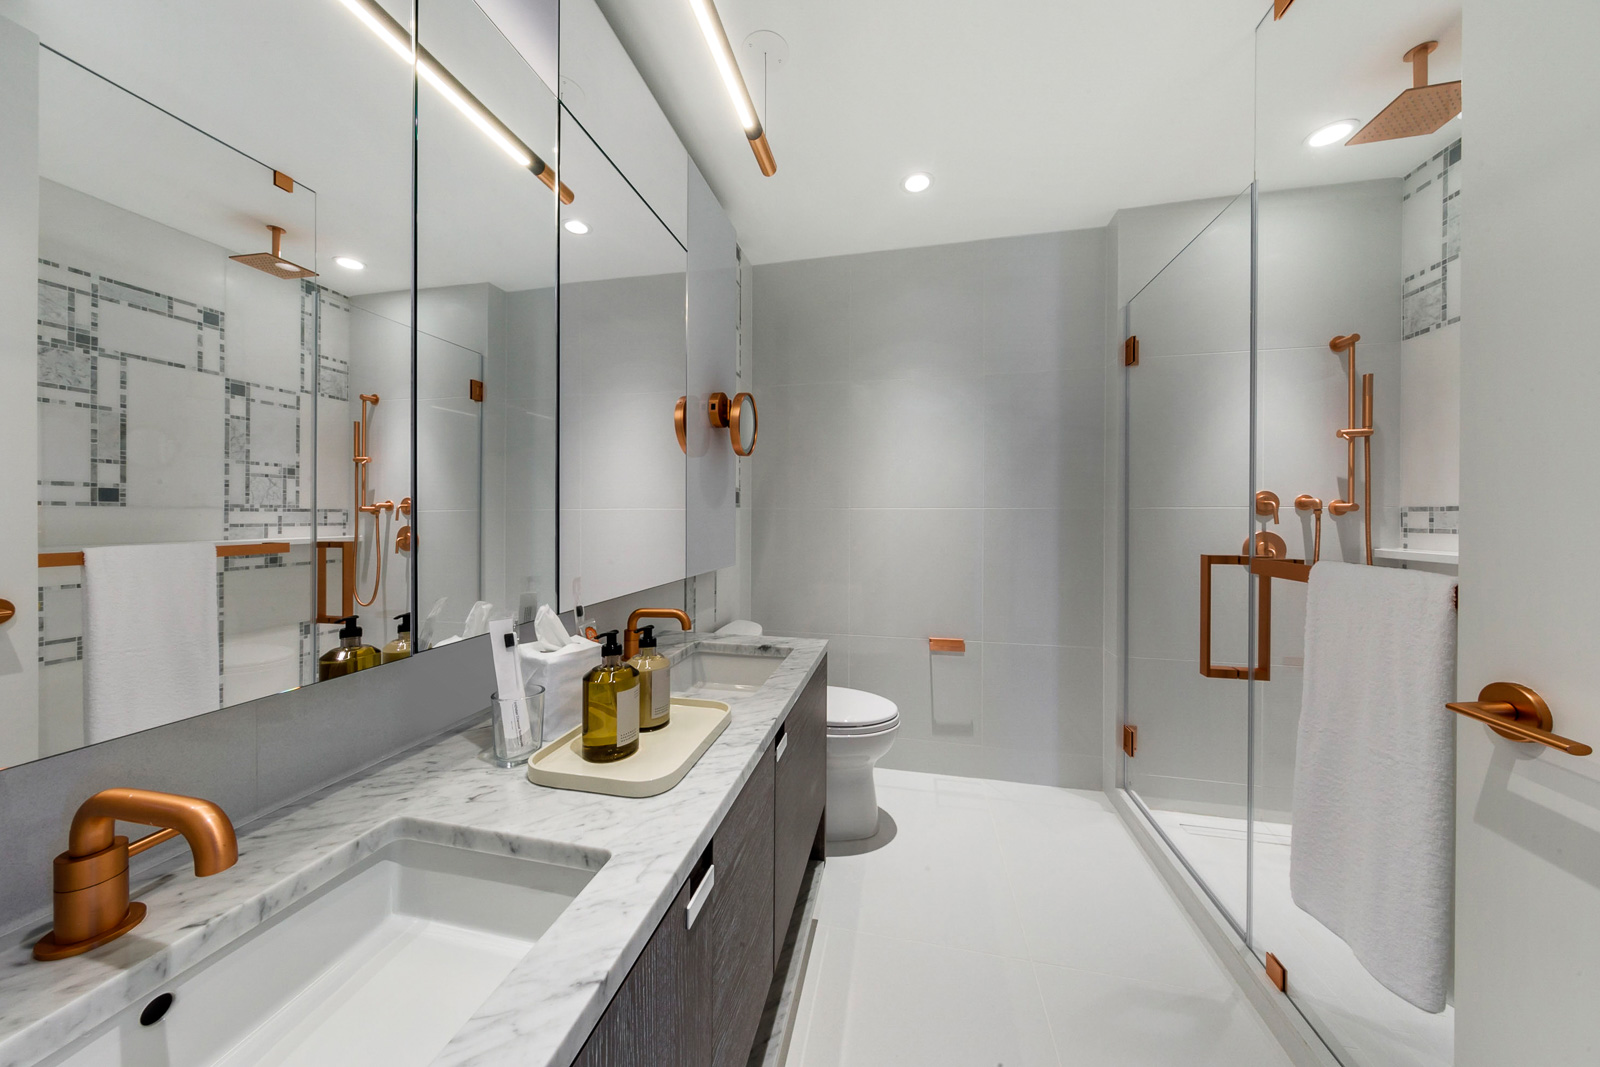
[1447,683,1593,756]
[1199,554,1271,681]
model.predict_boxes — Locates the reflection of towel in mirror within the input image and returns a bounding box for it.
[83,542,220,743]
[1290,562,1457,1012]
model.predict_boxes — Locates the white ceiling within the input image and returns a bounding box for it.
[596,0,1463,265]
[5,0,1465,281]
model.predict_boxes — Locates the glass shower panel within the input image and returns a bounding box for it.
[1250,2,1460,1064]
[1122,188,1255,930]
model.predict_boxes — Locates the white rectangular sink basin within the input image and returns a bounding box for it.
[672,650,784,697]
[44,836,601,1067]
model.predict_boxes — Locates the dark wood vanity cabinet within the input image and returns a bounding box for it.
[707,749,775,1067]
[572,659,827,1067]
[569,876,708,1067]
[772,665,827,961]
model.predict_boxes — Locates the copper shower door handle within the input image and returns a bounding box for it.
[1199,555,1271,682]
[1448,683,1593,756]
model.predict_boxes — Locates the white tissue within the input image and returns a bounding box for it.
[534,604,573,650]
[463,601,494,637]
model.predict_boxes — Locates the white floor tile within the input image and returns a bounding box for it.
[816,779,1029,958]
[789,769,1292,1067]
[795,926,1059,1067]
[1035,963,1288,1067]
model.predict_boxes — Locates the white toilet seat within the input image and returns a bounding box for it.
[827,686,898,730]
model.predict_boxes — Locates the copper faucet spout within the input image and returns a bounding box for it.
[623,608,692,659]
[68,788,238,876]
[36,789,237,960]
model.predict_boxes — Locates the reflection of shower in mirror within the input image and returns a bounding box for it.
[353,393,401,607]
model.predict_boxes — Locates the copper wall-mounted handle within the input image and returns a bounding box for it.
[1255,491,1281,524]
[1199,555,1272,681]
[0,599,12,625]
[675,396,689,454]
[1448,683,1593,756]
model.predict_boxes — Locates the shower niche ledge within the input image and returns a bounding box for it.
[1372,546,1459,568]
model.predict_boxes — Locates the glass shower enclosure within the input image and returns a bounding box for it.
[1120,5,1460,1060]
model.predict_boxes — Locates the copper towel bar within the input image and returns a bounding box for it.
[1448,682,1592,756]
[38,543,292,568]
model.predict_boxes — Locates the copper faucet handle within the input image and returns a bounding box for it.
[1254,491,1281,524]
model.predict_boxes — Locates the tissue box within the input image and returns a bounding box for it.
[519,640,601,740]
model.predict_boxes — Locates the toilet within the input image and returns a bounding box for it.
[825,686,900,841]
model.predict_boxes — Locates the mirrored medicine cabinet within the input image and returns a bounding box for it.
[0,0,743,770]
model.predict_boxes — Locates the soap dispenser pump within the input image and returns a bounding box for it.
[382,612,413,663]
[581,629,640,762]
[319,616,380,680]
[629,624,672,731]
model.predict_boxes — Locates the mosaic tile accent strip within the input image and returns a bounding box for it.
[1401,139,1462,340]
[1401,505,1460,549]
[34,252,358,714]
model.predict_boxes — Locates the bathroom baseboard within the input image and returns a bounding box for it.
[1107,788,1345,1067]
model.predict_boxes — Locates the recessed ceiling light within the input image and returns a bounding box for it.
[902,172,932,193]
[564,220,589,235]
[333,256,365,270]
[1306,120,1357,148]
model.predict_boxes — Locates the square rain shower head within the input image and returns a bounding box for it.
[229,224,318,279]
[1346,81,1462,145]
[228,252,318,279]
[1347,40,1461,146]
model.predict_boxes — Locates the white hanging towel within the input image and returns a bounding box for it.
[83,542,220,743]
[1290,561,1457,1012]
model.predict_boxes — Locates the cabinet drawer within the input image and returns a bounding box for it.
[571,876,709,1067]
[708,747,775,1067]
[773,660,827,961]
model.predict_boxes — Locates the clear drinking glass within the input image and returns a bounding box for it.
[490,682,544,768]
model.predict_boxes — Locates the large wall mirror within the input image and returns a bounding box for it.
[0,0,560,768]
[0,0,740,775]
[556,107,688,611]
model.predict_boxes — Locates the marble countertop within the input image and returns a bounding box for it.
[0,635,826,1067]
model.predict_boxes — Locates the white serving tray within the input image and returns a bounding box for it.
[525,698,732,797]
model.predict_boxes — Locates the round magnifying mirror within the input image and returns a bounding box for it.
[729,392,758,456]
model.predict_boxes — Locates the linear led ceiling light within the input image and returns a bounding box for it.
[338,0,574,203]
[688,0,777,176]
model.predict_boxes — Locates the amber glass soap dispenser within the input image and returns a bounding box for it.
[382,612,412,664]
[629,624,672,731]
[319,615,380,680]
[581,629,640,762]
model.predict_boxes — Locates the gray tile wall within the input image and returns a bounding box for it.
[750,230,1107,788]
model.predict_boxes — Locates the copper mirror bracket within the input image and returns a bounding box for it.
[708,392,731,429]
[674,396,689,454]
[729,392,758,456]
